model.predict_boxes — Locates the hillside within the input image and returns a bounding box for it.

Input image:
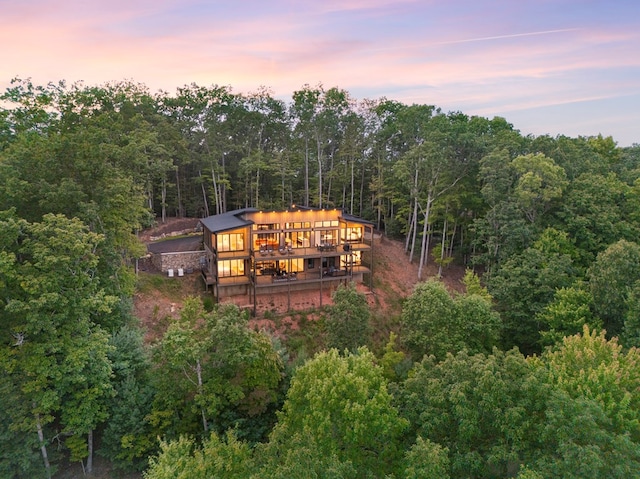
[133,218,466,340]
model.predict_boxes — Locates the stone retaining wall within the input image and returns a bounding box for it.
[151,251,206,273]
[149,228,200,242]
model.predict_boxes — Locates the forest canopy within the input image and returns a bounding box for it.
[2,77,640,478]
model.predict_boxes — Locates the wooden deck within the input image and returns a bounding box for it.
[251,241,370,260]
[203,265,370,288]
[202,240,371,292]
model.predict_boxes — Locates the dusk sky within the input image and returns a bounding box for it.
[2,0,639,145]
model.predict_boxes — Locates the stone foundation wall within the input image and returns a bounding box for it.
[151,251,206,273]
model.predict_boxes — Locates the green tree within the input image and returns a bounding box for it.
[0,212,117,478]
[144,432,256,479]
[401,280,459,359]
[401,279,500,360]
[527,327,640,477]
[265,348,407,478]
[472,148,531,269]
[623,280,640,348]
[456,293,502,355]
[511,153,568,224]
[153,299,283,441]
[533,391,640,478]
[255,431,357,479]
[555,173,636,267]
[537,285,599,347]
[539,326,640,438]
[100,325,157,471]
[378,332,409,383]
[460,268,492,300]
[488,244,577,354]
[326,283,371,352]
[0,80,152,331]
[402,436,450,479]
[398,349,547,479]
[588,239,640,338]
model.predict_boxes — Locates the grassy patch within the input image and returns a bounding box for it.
[136,271,186,300]
[282,311,328,361]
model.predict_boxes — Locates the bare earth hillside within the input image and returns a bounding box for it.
[133,218,466,340]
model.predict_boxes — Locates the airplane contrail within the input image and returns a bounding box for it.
[435,28,580,45]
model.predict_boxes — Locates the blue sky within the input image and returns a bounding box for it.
[2,0,639,145]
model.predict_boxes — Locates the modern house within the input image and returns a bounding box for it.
[200,206,374,312]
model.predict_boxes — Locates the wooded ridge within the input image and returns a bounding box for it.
[2,78,640,478]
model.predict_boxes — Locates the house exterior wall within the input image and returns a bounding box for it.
[200,208,373,305]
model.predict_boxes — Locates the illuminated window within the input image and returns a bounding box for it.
[342,227,363,242]
[255,232,279,250]
[287,258,304,272]
[341,251,361,268]
[286,231,311,248]
[217,233,245,252]
[318,230,337,245]
[285,221,311,229]
[218,259,245,277]
[314,220,339,228]
[254,223,280,231]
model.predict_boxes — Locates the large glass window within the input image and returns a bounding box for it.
[286,258,304,272]
[218,259,245,277]
[342,226,363,242]
[217,233,244,252]
[255,232,279,251]
[341,251,361,268]
[286,230,311,248]
[318,229,337,245]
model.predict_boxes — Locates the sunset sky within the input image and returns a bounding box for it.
[2,0,639,145]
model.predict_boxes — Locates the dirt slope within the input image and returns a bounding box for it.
[133,219,466,338]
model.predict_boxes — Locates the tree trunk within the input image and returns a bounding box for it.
[36,411,51,479]
[87,429,93,474]
[449,221,457,258]
[211,166,220,215]
[359,157,365,217]
[316,136,323,208]
[196,360,208,433]
[409,197,419,263]
[255,166,260,210]
[199,171,210,217]
[350,157,355,215]
[304,138,310,207]
[147,179,154,212]
[438,216,447,277]
[221,154,227,214]
[281,156,286,207]
[408,165,420,261]
[161,176,167,223]
[175,167,183,218]
[342,183,347,211]
[326,151,334,203]
[418,195,433,280]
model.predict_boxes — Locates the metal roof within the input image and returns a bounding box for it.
[340,211,375,225]
[200,207,374,233]
[199,208,257,233]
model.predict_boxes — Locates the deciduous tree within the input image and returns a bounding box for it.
[326,283,371,352]
[0,212,116,477]
[588,239,640,338]
[265,348,407,478]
